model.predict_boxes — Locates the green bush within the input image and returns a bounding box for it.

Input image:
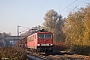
[71,45,90,55]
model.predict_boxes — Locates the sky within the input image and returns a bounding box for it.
[0,0,90,36]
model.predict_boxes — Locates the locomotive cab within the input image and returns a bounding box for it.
[37,32,53,52]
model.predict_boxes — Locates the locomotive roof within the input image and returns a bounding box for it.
[28,31,52,37]
[27,29,52,37]
[37,31,52,33]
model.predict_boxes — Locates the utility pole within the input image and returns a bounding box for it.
[17,25,21,40]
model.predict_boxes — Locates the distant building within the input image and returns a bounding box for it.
[0,39,5,46]
[4,36,25,46]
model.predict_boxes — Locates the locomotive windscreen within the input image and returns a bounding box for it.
[45,34,52,38]
[38,34,52,39]
[38,34,44,39]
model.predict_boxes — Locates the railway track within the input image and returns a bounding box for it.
[26,51,90,60]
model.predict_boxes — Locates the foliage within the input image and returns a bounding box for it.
[53,42,69,51]
[43,9,58,31]
[63,4,90,55]
[71,45,90,55]
[43,9,65,42]
[63,9,84,45]
[0,32,10,39]
[83,5,90,45]
[0,47,26,60]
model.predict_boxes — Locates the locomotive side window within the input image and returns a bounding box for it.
[31,36,33,40]
[35,35,36,39]
[38,34,44,39]
[28,35,34,42]
[45,34,52,38]
[27,37,31,42]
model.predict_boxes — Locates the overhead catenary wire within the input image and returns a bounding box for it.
[18,25,30,34]
[35,0,77,20]
[35,0,47,20]
[59,0,77,13]
[19,28,30,33]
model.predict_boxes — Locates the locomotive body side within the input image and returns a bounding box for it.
[27,33,37,49]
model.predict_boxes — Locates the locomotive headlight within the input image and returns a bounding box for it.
[37,44,40,46]
[50,44,53,46]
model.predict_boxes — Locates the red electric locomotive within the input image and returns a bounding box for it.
[26,31,53,52]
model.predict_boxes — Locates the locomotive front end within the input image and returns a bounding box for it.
[37,32,53,52]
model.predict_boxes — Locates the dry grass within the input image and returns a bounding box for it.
[0,47,27,60]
